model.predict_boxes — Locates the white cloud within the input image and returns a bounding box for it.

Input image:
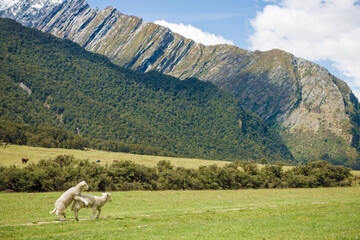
[249,0,360,97]
[155,20,234,46]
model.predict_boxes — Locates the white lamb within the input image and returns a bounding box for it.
[71,193,112,221]
[49,181,89,220]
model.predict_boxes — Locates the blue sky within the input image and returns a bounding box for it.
[86,0,360,97]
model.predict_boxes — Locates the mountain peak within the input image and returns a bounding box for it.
[1,0,360,168]
[0,0,62,11]
[0,0,63,26]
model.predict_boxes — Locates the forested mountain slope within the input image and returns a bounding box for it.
[0,18,293,163]
[1,0,359,168]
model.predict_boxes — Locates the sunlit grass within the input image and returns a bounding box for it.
[2,145,360,179]
[0,188,359,239]
[0,144,229,169]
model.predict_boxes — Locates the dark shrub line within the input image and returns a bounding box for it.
[0,155,354,192]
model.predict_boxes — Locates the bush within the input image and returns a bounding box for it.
[0,156,354,192]
[284,160,352,188]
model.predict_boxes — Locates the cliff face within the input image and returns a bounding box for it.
[2,0,359,167]
[281,58,357,164]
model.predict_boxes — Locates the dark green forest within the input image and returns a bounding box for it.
[0,18,293,163]
[0,155,354,192]
[0,120,173,156]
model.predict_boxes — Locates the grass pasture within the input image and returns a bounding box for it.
[0,144,302,172]
[0,144,230,169]
[0,187,359,239]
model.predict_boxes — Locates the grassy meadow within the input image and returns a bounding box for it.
[0,144,230,169]
[1,144,359,176]
[1,144,360,239]
[0,187,359,239]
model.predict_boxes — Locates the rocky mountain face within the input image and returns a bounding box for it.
[1,0,360,168]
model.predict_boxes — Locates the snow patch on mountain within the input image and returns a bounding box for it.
[0,0,63,26]
[0,0,62,10]
[0,0,20,10]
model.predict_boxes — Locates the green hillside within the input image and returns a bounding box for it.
[0,18,293,163]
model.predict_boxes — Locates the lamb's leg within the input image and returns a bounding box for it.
[96,208,101,219]
[56,204,66,220]
[92,207,97,220]
[74,196,89,206]
[56,210,65,221]
[71,201,76,211]
[74,209,79,221]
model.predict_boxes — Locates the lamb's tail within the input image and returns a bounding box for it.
[49,207,56,214]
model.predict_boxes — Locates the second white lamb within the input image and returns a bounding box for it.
[71,193,112,221]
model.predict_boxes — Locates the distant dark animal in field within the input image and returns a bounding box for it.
[1,141,7,148]
[96,160,101,163]
[21,158,29,164]
[112,159,119,163]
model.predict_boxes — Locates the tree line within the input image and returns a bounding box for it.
[0,155,355,192]
[0,120,174,156]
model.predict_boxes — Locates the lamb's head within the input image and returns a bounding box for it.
[102,193,112,202]
[79,181,89,191]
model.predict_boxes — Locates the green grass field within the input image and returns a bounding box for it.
[1,145,360,239]
[0,144,230,169]
[0,187,359,239]
[1,144,359,176]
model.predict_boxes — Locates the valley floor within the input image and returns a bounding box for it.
[0,187,359,239]
[0,144,229,169]
[1,144,359,176]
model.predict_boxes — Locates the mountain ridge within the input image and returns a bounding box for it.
[0,18,294,163]
[1,0,360,168]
